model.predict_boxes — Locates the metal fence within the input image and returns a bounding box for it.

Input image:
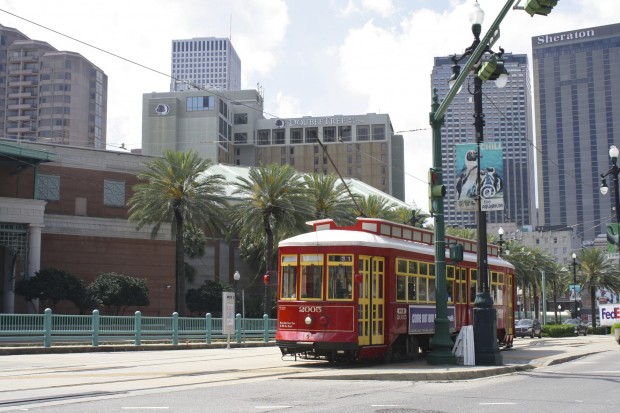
[0,309,276,348]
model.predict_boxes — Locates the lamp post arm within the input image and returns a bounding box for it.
[434,0,516,121]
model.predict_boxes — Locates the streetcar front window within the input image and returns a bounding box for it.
[327,264,352,300]
[301,264,323,299]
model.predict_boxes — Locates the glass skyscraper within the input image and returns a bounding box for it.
[533,23,620,242]
[430,53,536,229]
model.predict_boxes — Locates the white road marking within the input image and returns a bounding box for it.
[121,408,170,410]
[479,403,517,405]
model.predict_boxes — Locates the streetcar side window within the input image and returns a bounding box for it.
[417,277,427,302]
[470,269,478,303]
[396,275,406,301]
[300,255,323,300]
[407,276,417,301]
[327,263,353,300]
[491,271,504,305]
[280,265,297,299]
[446,266,455,303]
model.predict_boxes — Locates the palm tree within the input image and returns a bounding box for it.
[576,248,620,327]
[393,206,430,227]
[303,172,358,225]
[356,194,399,220]
[128,150,228,316]
[228,164,314,305]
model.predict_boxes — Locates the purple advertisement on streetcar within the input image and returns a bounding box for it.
[408,305,456,334]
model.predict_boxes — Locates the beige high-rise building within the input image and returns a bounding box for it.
[142,89,405,201]
[0,24,107,149]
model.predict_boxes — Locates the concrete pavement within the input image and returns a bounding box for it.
[0,334,617,382]
[286,334,619,381]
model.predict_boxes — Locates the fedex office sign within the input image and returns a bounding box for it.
[599,304,620,326]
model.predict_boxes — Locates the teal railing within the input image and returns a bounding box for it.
[0,309,276,348]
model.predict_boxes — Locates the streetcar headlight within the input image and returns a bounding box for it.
[305,315,312,325]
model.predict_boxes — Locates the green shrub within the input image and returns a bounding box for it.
[545,324,575,337]
[611,323,620,334]
[590,326,608,335]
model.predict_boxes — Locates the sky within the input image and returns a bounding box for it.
[0,0,618,211]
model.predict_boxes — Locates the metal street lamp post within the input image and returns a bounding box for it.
[446,0,508,366]
[427,0,516,366]
[600,144,620,265]
[571,253,578,319]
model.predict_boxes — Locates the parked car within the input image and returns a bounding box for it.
[515,318,542,338]
[562,318,588,336]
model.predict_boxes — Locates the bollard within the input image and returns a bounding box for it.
[206,313,212,344]
[43,308,52,348]
[134,311,142,346]
[235,314,241,344]
[172,312,179,345]
[263,314,269,343]
[92,309,100,347]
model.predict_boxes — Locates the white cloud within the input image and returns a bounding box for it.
[362,0,395,18]
[265,92,305,119]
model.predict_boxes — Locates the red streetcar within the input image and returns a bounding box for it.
[275,217,515,362]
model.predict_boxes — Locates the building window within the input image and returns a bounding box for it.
[273,129,285,145]
[323,126,336,142]
[372,124,385,140]
[234,113,248,124]
[186,96,214,111]
[291,128,303,144]
[356,125,370,141]
[104,180,125,207]
[305,127,318,143]
[234,133,247,144]
[338,126,352,141]
[257,130,270,145]
[36,174,60,201]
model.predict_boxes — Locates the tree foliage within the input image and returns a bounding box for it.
[304,172,358,226]
[575,248,620,327]
[128,150,228,316]
[87,272,150,315]
[14,268,87,312]
[186,280,231,316]
[228,163,314,276]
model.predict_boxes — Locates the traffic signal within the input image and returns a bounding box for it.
[428,168,446,197]
[477,54,497,81]
[450,244,464,264]
[428,168,446,215]
[524,0,559,17]
[263,273,270,285]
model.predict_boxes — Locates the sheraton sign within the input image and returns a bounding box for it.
[536,29,595,45]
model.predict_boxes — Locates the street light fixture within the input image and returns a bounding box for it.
[571,253,578,319]
[497,227,505,256]
[233,270,240,314]
[600,144,620,264]
[446,0,508,366]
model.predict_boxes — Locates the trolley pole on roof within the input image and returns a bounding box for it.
[427,0,516,365]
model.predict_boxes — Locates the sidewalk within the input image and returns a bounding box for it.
[288,334,619,381]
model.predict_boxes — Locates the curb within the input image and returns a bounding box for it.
[0,341,277,356]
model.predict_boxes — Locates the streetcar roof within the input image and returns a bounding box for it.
[279,230,513,269]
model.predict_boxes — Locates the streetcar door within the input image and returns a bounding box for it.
[358,256,385,346]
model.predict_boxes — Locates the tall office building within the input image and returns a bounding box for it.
[430,53,536,228]
[170,37,241,92]
[533,23,620,242]
[0,24,107,149]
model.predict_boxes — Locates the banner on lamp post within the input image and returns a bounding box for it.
[455,142,505,212]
